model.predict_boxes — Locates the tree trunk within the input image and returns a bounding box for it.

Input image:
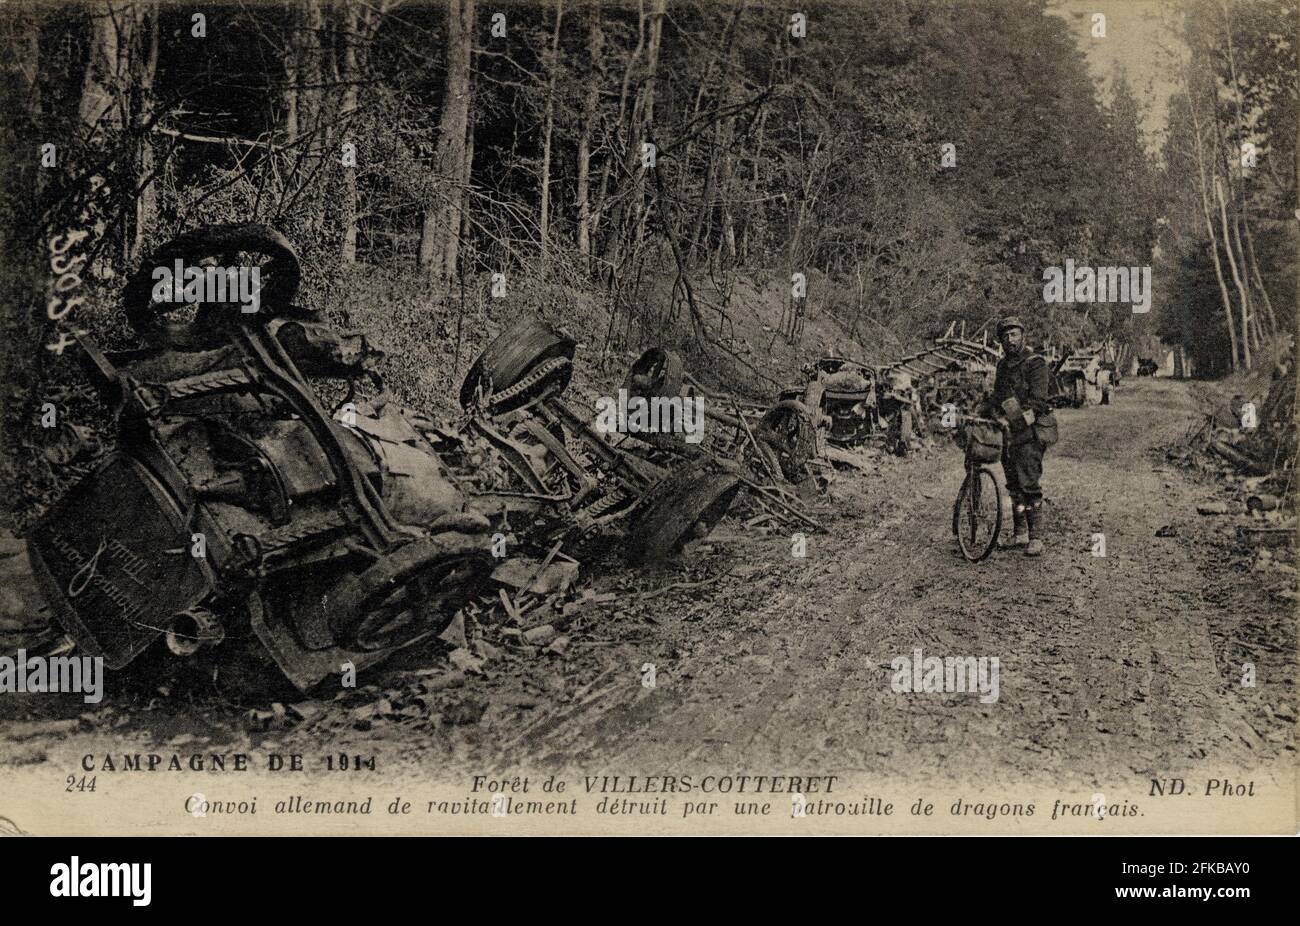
[687,4,744,264]
[1188,89,1239,371]
[1218,0,1273,346]
[1240,216,1277,336]
[1214,175,1252,369]
[283,4,299,141]
[292,0,326,235]
[460,84,475,246]
[0,6,48,516]
[632,0,666,253]
[605,0,665,275]
[538,0,563,262]
[448,18,475,280]
[128,2,159,265]
[740,103,770,263]
[299,0,324,144]
[600,4,647,274]
[419,0,475,280]
[338,3,363,264]
[575,9,601,261]
[1230,214,1258,351]
[79,1,124,135]
[719,149,737,265]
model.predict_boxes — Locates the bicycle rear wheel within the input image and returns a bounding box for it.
[955,467,1002,562]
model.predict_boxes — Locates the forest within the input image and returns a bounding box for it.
[0,0,1295,525]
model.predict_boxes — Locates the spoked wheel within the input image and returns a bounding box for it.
[623,347,683,400]
[748,400,816,484]
[621,348,686,448]
[955,466,1002,562]
[459,318,576,413]
[328,533,493,651]
[122,224,302,350]
[625,458,743,564]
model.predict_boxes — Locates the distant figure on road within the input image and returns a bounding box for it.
[987,317,1059,555]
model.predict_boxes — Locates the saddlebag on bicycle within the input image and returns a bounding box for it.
[965,422,1004,464]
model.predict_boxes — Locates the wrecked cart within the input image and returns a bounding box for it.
[448,320,746,565]
[27,224,498,693]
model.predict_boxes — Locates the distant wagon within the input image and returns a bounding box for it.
[1051,349,1115,408]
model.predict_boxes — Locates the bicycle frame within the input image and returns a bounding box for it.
[952,415,1007,562]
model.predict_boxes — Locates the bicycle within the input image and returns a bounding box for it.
[950,415,1008,562]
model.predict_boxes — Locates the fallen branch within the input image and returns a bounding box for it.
[1209,440,1270,475]
[152,125,287,152]
[739,477,824,532]
[629,571,728,601]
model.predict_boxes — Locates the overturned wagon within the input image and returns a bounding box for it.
[450,319,744,565]
[25,226,750,694]
[28,225,507,693]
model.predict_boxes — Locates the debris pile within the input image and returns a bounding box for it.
[1169,340,1296,601]
[1176,341,1296,490]
[6,225,829,698]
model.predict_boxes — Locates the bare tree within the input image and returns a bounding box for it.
[127,2,159,264]
[538,0,563,262]
[338,2,364,264]
[575,6,602,261]
[1188,83,1241,371]
[79,1,124,133]
[1214,176,1252,368]
[418,0,476,281]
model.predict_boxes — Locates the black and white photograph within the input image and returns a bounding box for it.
[0,0,1295,849]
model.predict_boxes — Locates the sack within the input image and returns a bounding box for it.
[1034,411,1059,448]
[821,369,869,392]
[965,421,1003,464]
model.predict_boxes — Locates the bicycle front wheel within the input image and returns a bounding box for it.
[955,467,1002,562]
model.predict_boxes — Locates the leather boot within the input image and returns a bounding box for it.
[1025,502,1044,556]
[1000,503,1029,548]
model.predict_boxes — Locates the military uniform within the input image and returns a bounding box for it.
[988,318,1059,552]
[992,350,1050,503]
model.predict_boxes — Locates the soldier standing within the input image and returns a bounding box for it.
[989,317,1058,555]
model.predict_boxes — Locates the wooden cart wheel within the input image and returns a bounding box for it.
[623,347,684,401]
[328,532,492,651]
[621,348,687,447]
[459,318,576,412]
[122,224,302,349]
[751,400,816,483]
[625,459,742,564]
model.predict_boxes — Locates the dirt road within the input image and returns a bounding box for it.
[2,378,1294,793]
[483,377,1296,786]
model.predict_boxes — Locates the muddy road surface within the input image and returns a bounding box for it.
[481,376,1296,786]
[2,378,1294,791]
